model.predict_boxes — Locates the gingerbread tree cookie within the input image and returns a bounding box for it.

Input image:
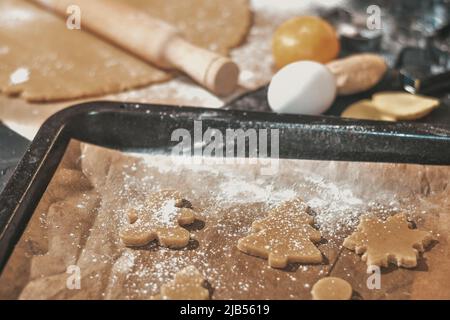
[343,213,435,268]
[120,190,198,249]
[237,198,322,268]
[152,266,210,300]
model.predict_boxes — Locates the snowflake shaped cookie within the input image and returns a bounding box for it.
[343,213,435,268]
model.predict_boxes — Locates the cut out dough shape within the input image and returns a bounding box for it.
[237,198,322,268]
[341,99,396,121]
[119,190,198,249]
[327,54,387,95]
[343,214,435,268]
[0,0,251,101]
[311,277,352,300]
[372,92,440,120]
[151,266,210,300]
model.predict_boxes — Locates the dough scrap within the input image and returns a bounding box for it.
[341,99,396,121]
[0,0,251,101]
[327,54,387,95]
[151,266,210,300]
[237,198,322,268]
[372,92,440,120]
[119,190,198,249]
[343,214,435,268]
[311,277,352,300]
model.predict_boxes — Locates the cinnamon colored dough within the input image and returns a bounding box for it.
[343,214,435,268]
[151,266,210,300]
[0,0,251,101]
[311,277,352,300]
[237,198,323,268]
[119,190,198,248]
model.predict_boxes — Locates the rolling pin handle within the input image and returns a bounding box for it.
[28,0,240,96]
[164,37,239,96]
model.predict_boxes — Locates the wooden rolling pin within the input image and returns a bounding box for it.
[28,0,239,96]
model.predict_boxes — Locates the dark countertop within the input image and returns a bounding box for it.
[0,125,29,193]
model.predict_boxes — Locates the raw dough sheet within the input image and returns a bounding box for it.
[0,0,345,139]
[0,140,449,299]
[0,0,250,101]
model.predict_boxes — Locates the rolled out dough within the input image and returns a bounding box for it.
[0,0,251,102]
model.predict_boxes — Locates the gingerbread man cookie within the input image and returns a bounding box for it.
[343,213,435,268]
[151,266,210,300]
[120,190,198,249]
[237,198,322,268]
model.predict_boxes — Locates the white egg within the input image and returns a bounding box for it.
[268,61,337,115]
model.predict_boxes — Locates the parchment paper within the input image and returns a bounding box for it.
[0,140,448,299]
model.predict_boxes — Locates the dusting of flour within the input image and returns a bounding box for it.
[126,153,378,240]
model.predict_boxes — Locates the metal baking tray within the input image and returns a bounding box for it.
[1,101,450,273]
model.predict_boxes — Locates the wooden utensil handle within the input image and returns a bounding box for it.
[28,0,239,95]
